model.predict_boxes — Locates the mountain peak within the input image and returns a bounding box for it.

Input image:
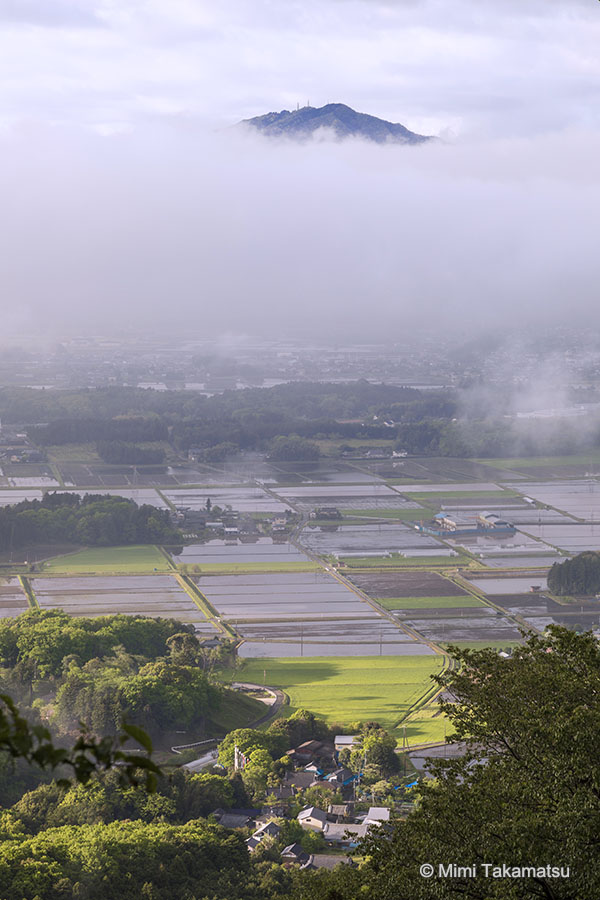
[238,103,431,145]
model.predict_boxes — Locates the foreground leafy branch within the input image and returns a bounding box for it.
[0,693,161,791]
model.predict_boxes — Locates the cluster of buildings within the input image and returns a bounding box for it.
[416,511,516,537]
[211,734,394,869]
[171,506,293,538]
[218,799,390,870]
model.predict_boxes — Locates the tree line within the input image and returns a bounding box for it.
[547,551,600,596]
[0,492,180,552]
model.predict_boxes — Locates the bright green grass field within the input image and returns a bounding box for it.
[41,545,170,574]
[403,705,451,745]
[377,595,485,610]
[230,655,445,734]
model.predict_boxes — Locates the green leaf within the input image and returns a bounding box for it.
[121,721,154,753]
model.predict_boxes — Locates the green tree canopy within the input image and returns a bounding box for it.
[355,626,600,900]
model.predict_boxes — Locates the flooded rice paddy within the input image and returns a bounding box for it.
[165,487,291,513]
[238,641,436,658]
[504,481,600,521]
[467,575,549,594]
[517,523,600,552]
[194,570,433,657]
[172,538,309,565]
[0,578,29,617]
[299,523,443,556]
[0,490,43,506]
[274,484,412,509]
[31,575,217,633]
[399,483,505,494]
[394,610,523,643]
[349,571,470,598]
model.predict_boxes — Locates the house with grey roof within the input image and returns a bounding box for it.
[298,806,327,832]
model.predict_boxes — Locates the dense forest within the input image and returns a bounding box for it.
[10,382,600,460]
[547,551,600,596]
[0,492,180,552]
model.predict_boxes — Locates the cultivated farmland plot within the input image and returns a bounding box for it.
[394,608,524,643]
[66,488,169,508]
[503,481,600,520]
[298,523,445,556]
[478,555,563,569]
[467,575,549,594]
[0,490,43,506]
[237,640,436,658]
[410,457,527,482]
[399,482,505,494]
[0,464,60,488]
[517,523,600,552]
[166,464,247,485]
[233,656,444,731]
[164,487,291,513]
[172,538,310,565]
[275,463,383,484]
[439,505,565,522]
[490,593,600,634]
[505,464,600,480]
[348,570,470,598]
[194,571,376,619]
[31,574,218,634]
[194,570,435,657]
[0,577,29,617]
[445,531,553,556]
[273,483,419,510]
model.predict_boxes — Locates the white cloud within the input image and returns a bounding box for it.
[0,0,597,136]
[0,123,599,338]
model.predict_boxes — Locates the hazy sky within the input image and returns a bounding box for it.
[0,0,599,339]
[1,0,598,137]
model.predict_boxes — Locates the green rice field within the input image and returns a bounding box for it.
[402,704,451,745]
[41,545,171,574]
[229,655,445,736]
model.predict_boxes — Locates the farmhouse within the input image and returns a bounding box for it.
[281,843,311,867]
[323,822,369,845]
[327,803,353,822]
[246,820,281,852]
[324,766,356,787]
[334,734,358,753]
[283,771,320,792]
[288,739,334,764]
[365,807,391,825]
[298,806,328,832]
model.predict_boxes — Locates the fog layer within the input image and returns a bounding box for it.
[1,124,599,340]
